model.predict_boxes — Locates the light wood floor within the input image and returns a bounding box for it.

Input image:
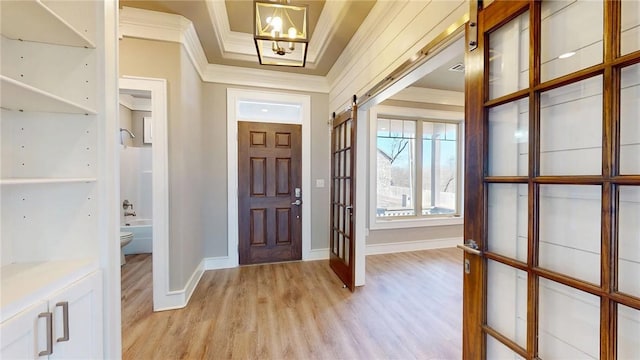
[121,248,463,359]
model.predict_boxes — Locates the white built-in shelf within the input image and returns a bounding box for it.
[1,76,97,115]
[0,0,95,48]
[0,178,97,185]
[0,258,98,322]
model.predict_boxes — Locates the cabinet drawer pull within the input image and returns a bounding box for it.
[56,301,70,342]
[38,312,53,356]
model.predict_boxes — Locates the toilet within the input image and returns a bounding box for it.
[120,232,134,266]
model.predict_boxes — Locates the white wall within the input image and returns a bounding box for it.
[328,0,467,112]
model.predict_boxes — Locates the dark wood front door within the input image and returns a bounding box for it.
[238,121,302,265]
[330,104,357,291]
[463,0,640,358]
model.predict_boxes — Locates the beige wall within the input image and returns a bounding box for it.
[130,110,151,148]
[120,37,205,290]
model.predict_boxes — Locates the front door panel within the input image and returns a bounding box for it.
[238,121,302,265]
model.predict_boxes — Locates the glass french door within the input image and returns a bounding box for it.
[462,0,640,358]
[330,103,357,291]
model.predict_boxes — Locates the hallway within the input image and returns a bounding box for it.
[121,248,462,359]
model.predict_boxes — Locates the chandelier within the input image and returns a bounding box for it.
[254,0,308,67]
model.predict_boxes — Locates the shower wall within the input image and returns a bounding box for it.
[119,103,152,224]
[120,147,152,224]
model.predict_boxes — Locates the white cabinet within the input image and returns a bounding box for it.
[0,271,103,359]
[0,300,48,359]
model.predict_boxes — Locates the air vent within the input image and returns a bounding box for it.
[448,63,465,72]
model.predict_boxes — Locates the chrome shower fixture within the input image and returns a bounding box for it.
[119,128,135,145]
[120,128,135,138]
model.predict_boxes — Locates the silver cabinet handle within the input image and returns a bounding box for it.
[56,301,69,342]
[38,312,53,356]
[291,199,302,206]
[457,239,482,256]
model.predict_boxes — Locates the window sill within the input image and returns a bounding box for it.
[370,216,463,230]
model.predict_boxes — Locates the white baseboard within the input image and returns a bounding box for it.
[366,237,462,256]
[304,248,330,261]
[154,258,205,311]
[203,256,237,270]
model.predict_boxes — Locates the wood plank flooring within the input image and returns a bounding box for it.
[121,248,463,359]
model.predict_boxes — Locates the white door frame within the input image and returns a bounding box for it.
[118,76,170,311]
[227,88,311,266]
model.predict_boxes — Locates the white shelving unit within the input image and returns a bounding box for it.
[0,178,97,185]
[1,75,96,114]
[0,0,95,48]
[0,2,108,355]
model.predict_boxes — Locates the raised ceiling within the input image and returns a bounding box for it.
[120,0,375,76]
[119,1,465,94]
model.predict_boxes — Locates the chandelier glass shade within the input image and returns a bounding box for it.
[254,1,308,67]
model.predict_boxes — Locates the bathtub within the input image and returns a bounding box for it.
[120,219,152,254]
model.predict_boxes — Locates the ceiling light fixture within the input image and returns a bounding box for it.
[254,0,308,67]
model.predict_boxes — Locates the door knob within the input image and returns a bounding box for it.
[291,199,302,206]
[456,239,482,255]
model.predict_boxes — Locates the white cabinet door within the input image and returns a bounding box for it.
[49,271,103,360]
[0,300,48,359]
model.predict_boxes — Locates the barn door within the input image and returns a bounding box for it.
[330,100,357,291]
[462,0,640,358]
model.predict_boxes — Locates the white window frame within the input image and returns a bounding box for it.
[369,105,465,230]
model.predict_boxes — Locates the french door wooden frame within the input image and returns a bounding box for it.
[330,99,357,291]
[464,0,640,359]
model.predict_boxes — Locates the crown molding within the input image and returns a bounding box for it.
[388,87,464,107]
[119,7,329,93]
[203,64,329,93]
[120,6,190,44]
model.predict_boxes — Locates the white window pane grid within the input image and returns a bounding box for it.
[486,334,526,360]
[621,0,640,55]
[540,76,603,176]
[422,122,457,215]
[618,186,640,298]
[489,11,530,100]
[620,63,640,175]
[488,98,529,177]
[487,260,528,348]
[538,278,600,360]
[618,304,640,359]
[487,184,528,262]
[377,118,415,217]
[538,185,602,285]
[541,0,603,82]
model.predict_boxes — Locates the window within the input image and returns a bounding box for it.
[375,116,460,220]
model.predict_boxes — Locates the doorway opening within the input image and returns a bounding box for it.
[118,76,170,311]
